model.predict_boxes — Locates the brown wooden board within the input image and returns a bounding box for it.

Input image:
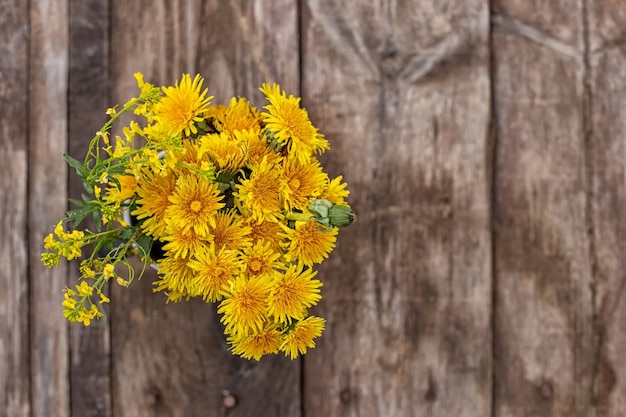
[588,1,626,415]
[301,1,493,416]
[492,1,595,416]
[28,1,70,416]
[68,1,112,416]
[109,1,300,416]
[0,1,30,416]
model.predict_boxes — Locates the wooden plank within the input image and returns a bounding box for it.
[68,1,112,416]
[109,1,300,416]
[302,1,492,416]
[0,1,30,416]
[28,1,70,416]
[587,2,626,415]
[492,2,595,416]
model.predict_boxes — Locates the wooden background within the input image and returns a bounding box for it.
[1,0,626,416]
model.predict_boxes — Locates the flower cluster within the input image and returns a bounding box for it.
[41,73,354,360]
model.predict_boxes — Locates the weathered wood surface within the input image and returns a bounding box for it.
[28,1,71,417]
[588,1,626,415]
[68,1,112,416]
[109,1,300,416]
[0,1,30,416]
[4,0,626,416]
[301,1,493,416]
[491,1,595,416]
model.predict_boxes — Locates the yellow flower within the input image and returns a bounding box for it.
[267,263,322,324]
[166,174,224,238]
[218,274,273,336]
[237,128,282,168]
[198,132,248,173]
[244,216,284,253]
[282,157,327,211]
[228,323,282,360]
[281,221,337,266]
[76,281,93,297]
[133,168,177,239]
[221,97,262,134]
[99,292,110,304]
[319,175,350,205]
[187,244,242,302]
[240,240,283,278]
[103,173,137,204]
[156,73,213,137]
[162,224,207,259]
[280,316,325,359]
[260,83,329,164]
[103,263,116,280]
[209,210,252,251]
[154,252,196,300]
[234,157,285,223]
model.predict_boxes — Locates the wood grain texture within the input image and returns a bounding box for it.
[301,1,492,416]
[492,1,595,416]
[0,1,30,416]
[109,1,300,416]
[68,1,112,416]
[588,1,626,415]
[28,1,70,416]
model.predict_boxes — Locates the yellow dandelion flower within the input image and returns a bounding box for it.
[162,223,208,259]
[221,97,262,134]
[281,221,337,266]
[154,252,196,299]
[228,323,282,360]
[319,175,350,205]
[218,274,273,335]
[187,244,242,302]
[133,168,177,239]
[260,83,329,164]
[234,158,285,223]
[156,73,213,137]
[244,216,284,253]
[280,316,325,359]
[282,157,327,211]
[209,210,252,251]
[103,173,137,204]
[174,139,215,177]
[267,263,322,324]
[203,104,229,132]
[166,174,224,238]
[240,240,283,278]
[198,132,248,173]
[238,128,282,168]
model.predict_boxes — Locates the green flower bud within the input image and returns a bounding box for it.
[308,199,332,219]
[307,199,354,229]
[328,204,355,228]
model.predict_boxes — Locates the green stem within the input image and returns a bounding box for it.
[285,213,313,222]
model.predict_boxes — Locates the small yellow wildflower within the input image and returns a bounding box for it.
[218,274,274,336]
[260,83,329,164]
[267,263,322,324]
[228,323,282,360]
[280,316,325,359]
[156,73,213,137]
[281,221,338,266]
[166,174,224,238]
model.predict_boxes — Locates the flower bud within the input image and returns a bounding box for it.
[308,199,354,229]
[328,204,355,228]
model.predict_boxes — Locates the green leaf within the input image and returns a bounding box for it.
[63,154,85,178]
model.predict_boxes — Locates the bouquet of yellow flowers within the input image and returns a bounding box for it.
[41,73,354,360]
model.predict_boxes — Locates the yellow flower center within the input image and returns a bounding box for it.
[289,178,301,190]
[249,260,262,273]
[190,200,202,212]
